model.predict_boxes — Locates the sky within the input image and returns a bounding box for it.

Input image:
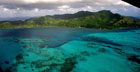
[0,0,140,18]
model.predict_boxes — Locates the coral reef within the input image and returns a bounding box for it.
[1,28,140,72]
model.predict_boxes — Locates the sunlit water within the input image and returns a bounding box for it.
[0,27,140,72]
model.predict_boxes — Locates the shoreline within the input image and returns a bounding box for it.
[0,26,139,31]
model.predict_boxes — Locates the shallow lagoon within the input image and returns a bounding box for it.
[0,27,140,72]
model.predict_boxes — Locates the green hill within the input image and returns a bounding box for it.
[0,10,140,29]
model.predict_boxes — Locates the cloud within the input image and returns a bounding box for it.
[0,0,139,18]
[0,0,131,9]
[58,5,70,9]
[23,0,82,3]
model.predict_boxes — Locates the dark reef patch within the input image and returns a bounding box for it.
[81,36,122,46]
[128,56,140,64]
[0,67,3,72]
[4,61,9,64]
[61,57,77,72]
[98,48,106,53]
[136,33,140,34]
[39,44,46,48]
[23,45,28,48]
[16,54,23,62]
[133,47,140,53]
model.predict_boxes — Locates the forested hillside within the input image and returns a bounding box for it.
[0,10,140,29]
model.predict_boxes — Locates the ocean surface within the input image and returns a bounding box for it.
[0,27,140,72]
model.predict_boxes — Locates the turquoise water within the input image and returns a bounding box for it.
[0,27,140,72]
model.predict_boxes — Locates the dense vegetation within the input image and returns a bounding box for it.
[0,10,140,29]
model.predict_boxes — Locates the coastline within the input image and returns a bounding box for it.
[0,26,139,31]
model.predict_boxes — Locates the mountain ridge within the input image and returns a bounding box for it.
[0,10,140,29]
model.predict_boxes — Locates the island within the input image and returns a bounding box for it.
[0,10,140,29]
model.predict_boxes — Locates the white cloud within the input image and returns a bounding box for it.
[3,8,9,11]
[87,6,92,9]
[58,5,70,9]
[116,1,131,6]
[16,8,20,10]
[34,8,39,12]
